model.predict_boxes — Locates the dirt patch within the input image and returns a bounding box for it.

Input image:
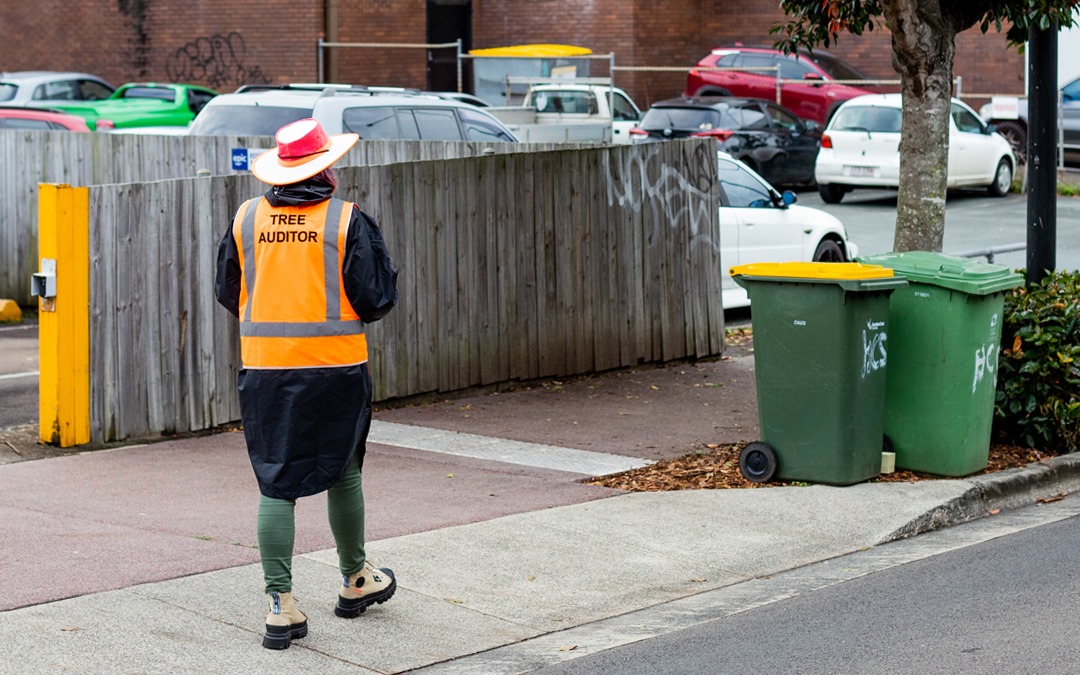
[587,441,1053,491]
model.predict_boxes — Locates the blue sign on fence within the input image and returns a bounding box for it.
[231,148,252,171]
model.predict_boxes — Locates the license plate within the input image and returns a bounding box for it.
[846,165,877,177]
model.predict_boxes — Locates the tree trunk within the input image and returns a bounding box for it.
[882,0,957,252]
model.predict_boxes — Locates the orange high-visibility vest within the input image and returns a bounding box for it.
[231,197,367,369]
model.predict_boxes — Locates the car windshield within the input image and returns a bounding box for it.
[830,106,902,132]
[188,105,311,135]
[0,84,16,101]
[641,106,739,131]
[803,52,868,82]
[717,156,773,207]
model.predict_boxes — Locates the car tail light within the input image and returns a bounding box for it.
[629,128,648,136]
[690,129,734,141]
[689,69,699,77]
[96,119,115,130]
[821,133,832,149]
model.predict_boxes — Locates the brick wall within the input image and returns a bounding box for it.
[0,1,1026,109]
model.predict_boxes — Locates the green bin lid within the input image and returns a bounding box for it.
[857,251,1023,295]
[730,261,907,292]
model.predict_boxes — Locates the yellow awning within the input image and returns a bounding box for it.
[469,44,592,57]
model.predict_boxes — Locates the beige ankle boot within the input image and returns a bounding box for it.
[263,591,308,650]
[334,561,397,618]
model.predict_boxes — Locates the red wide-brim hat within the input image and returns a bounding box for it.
[251,118,359,186]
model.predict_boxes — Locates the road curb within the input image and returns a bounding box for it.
[884,452,1080,542]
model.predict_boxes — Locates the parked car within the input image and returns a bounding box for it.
[977,74,1080,164]
[685,46,878,125]
[631,96,820,187]
[815,94,1016,203]
[188,84,519,141]
[0,70,115,106]
[0,106,89,131]
[41,82,219,130]
[717,151,856,309]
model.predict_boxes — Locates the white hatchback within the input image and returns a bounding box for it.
[814,94,1015,203]
[718,151,857,309]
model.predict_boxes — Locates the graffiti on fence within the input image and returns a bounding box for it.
[602,143,718,251]
[166,32,270,91]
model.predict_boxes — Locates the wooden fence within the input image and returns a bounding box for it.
[82,141,723,443]
[1,131,523,304]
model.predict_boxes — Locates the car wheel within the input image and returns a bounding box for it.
[993,120,1027,166]
[988,158,1013,197]
[818,183,846,204]
[813,238,846,262]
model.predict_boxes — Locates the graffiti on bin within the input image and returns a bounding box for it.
[862,320,888,379]
[972,313,1003,394]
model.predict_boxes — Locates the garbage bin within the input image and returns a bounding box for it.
[730,262,907,485]
[858,251,1023,476]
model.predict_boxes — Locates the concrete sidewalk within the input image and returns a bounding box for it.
[3,423,1080,673]
[3,352,1080,673]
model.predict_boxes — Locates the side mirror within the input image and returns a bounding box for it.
[781,190,797,206]
[802,73,824,81]
[985,123,997,136]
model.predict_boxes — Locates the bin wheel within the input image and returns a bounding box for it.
[739,442,777,483]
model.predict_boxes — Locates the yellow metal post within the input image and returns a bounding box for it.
[37,184,90,447]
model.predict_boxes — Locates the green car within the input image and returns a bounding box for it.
[40,82,219,131]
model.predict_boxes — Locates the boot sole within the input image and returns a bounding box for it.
[262,620,308,650]
[334,577,397,618]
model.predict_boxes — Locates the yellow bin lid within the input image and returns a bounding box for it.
[729,262,895,280]
[469,44,593,57]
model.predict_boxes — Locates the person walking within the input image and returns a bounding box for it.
[214,118,399,650]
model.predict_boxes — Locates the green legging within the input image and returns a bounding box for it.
[257,455,366,594]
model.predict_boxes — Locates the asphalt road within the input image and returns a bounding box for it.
[796,187,1080,273]
[538,507,1080,675]
[0,321,37,428]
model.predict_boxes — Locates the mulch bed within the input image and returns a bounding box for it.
[587,442,1053,491]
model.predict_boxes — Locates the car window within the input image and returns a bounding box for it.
[412,108,463,140]
[734,53,778,76]
[0,117,54,130]
[78,80,113,100]
[342,106,407,140]
[120,86,175,101]
[187,89,216,115]
[803,51,868,81]
[778,56,815,80]
[729,104,769,130]
[641,107,737,131]
[0,84,16,101]
[33,80,78,101]
[950,103,984,133]
[1063,77,1080,102]
[612,93,640,121]
[713,54,739,68]
[188,105,310,135]
[765,103,802,131]
[717,156,773,207]
[830,106,902,132]
[459,107,516,142]
[534,91,597,114]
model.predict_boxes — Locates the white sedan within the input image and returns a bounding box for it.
[718,151,858,309]
[815,94,1015,203]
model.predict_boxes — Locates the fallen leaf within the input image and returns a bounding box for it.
[1036,493,1067,504]
[446,473,454,479]
[526,575,537,581]
[445,598,464,604]
[690,577,706,583]
[705,443,720,449]
[989,508,1001,515]
[60,627,79,632]
[559,645,577,652]
[649,385,660,390]
[459,404,472,411]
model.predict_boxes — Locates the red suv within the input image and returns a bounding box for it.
[685,46,878,125]
[0,106,90,131]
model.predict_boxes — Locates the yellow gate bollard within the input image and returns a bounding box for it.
[36,184,90,447]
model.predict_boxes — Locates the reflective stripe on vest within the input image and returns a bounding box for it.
[232,197,368,369]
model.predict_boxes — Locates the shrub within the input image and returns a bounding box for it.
[994,270,1080,454]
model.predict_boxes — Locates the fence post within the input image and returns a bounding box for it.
[37,183,90,447]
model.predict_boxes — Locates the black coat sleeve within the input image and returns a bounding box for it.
[214,222,241,318]
[343,205,398,323]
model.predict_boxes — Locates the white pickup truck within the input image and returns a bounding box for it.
[486,80,644,144]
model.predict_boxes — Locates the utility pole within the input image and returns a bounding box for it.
[1026,25,1058,285]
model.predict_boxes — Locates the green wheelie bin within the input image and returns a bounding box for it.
[730,262,907,485]
[858,251,1023,476]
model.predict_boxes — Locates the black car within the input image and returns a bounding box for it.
[631,96,821,187]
